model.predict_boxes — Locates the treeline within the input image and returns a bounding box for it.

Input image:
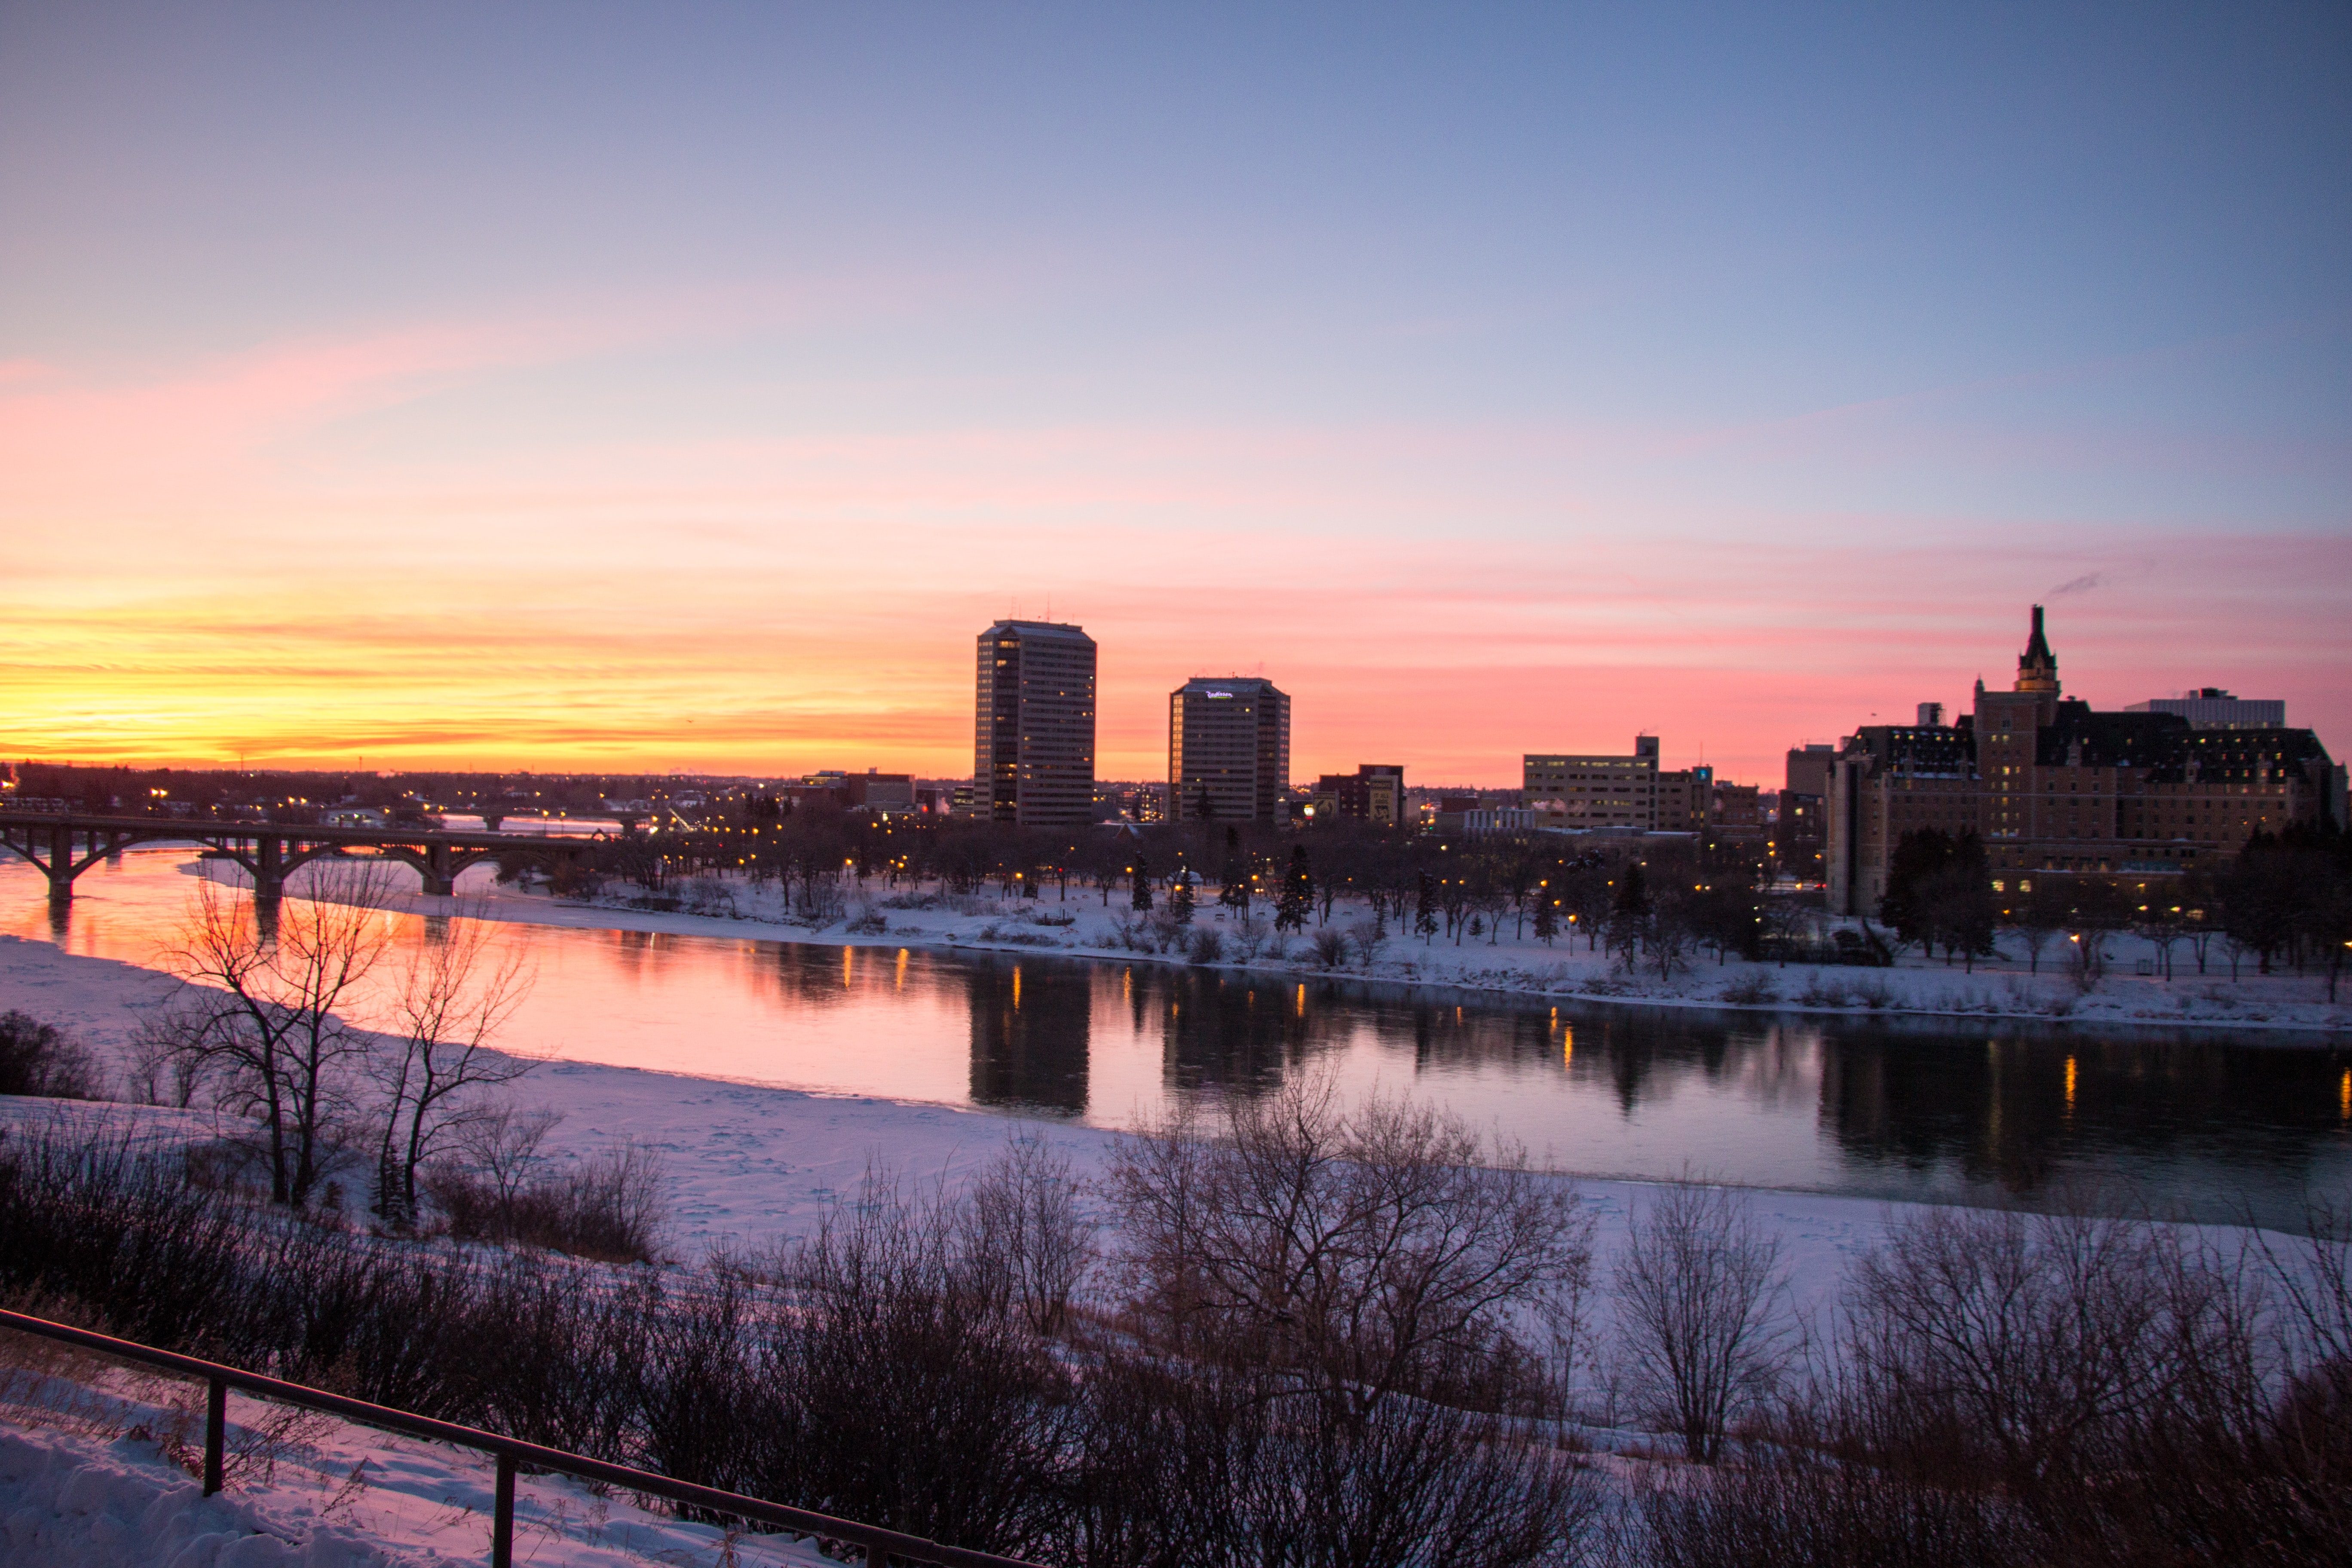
[1882,823,2352,995]
[4,1090,2347,1567]
[518,811,1785,975]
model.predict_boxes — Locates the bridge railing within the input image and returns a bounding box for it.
[0,1308,1040,1568]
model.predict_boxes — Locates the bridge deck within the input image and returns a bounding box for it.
[0,812,602,851]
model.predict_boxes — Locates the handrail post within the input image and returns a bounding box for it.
[493,1450,517,1568]
[203,1377,226,1496]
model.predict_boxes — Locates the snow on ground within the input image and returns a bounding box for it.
[0,1366,828,1567]
[1,913,2321,1566]
[331,867,2349,1035]
[1,929,1932,1280]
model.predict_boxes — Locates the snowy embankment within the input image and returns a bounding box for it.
[347,870,2351,1035]
[1,919,2333,1564]
[0,1381,825,1567]
[0,1088,1911,1568]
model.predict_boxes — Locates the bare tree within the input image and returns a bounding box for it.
[2014,881,2069,975]
[1611,1178,1790,1461]
[125,1001,215,1108]
[1107,1078,1593,1423]
[161,865,400,1205]
[961,1133,1096,1336]
[373,904,536,1228]
[1645,901,1697,981]
[1759,895,1811,967]
[454,1102,565,1221]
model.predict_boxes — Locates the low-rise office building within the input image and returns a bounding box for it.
[1525,737,1714,835]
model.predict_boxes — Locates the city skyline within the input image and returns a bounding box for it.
[3,5,2346,784]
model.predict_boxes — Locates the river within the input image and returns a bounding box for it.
[7,846,2349,1229]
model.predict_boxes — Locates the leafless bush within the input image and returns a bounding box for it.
[1072,1344,1594,1568]
[1836,1198,2352,1565]
[1626,1194,2352,1568]
[1607,1444,2029,1568]
[1610,1179,1791,1462]
[1094,1080,1602,1560]
[755,1170,1075,1557]
[1849,977,1894,1010]
[456,1103,563,1208]
[1107,1078,1594,1421]
[1228,907,1269,960]
[1146,908,1185,953]
[426,1129,666,1263]
[683,877,737,918]
[1348,918,1390,969]
[126,1001,215,1107]
[1795,974,1851,1007]
[1716,972,1780,1006]
[1838,1204,2191,1497]
[960,1134,1095,1336]
[0,1011,103,1099]
[1311,927,1351,968]
[1185,926,1226,965]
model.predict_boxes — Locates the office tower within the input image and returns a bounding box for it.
[1169,676,1291,825]
[974,620,1097,826]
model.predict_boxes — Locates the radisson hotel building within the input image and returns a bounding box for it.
[1169,676,1291,826]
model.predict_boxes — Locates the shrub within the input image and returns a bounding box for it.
[1185,927,1226,965]
[1610,1181,1791,1463]
[425,1138,666,1264]
[0,1011,102,1099]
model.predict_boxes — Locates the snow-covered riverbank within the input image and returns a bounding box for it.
[358,870,2352,1036]
[5,922,2340,1567]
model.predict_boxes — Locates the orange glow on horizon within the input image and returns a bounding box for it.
[6,322,2346,786]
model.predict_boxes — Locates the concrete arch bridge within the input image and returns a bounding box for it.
[0,812,593,903]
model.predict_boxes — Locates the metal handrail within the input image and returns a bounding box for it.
[0,1308,1041,1568]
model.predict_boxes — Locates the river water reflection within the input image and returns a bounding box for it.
[9,850,2351,1228]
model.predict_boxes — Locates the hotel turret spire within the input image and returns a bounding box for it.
[2015,604,2059,695]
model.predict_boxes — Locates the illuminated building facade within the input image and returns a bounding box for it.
[2125,689,2288,729]
[1523,736,1713,835]
[1169,676,1291,825]
[974,620,1097,826]
[1825,606,2342,914]
[1309,763,1406,826]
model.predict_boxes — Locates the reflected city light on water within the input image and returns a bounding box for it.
[8,849,2351,1229]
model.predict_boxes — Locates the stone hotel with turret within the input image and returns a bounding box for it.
[1826,608,2345,916]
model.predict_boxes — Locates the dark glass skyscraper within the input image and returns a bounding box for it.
[974,620,1097,825]
[1169,675,1290,825]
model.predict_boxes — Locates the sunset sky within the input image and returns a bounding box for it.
[3,3,2346,786]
